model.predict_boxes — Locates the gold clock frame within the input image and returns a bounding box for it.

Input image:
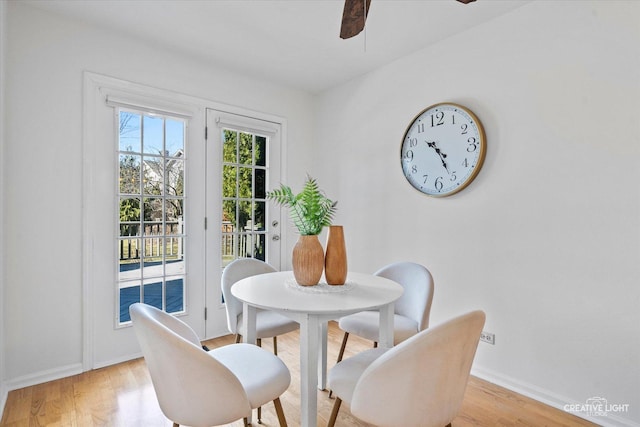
[400,102,487,197]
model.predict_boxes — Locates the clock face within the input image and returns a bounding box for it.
[400,103,486,197]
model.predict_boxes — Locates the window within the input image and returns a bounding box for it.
[117,109,186,323]
[221,129,268,267]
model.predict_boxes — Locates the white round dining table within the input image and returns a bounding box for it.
[231,271,403,427]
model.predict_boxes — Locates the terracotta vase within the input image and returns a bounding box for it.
[325,225,347,285]
[292,235,324,286]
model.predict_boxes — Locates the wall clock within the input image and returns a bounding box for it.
[400,102,486,197]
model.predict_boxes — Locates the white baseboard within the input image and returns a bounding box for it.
[4,363,83,393]
[472,366,639,427]
[92,352,142,370]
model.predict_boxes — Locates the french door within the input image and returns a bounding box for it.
[83,73,285,368]
[204,109,283,337]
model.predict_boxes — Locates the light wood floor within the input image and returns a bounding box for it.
[1,322,597,427]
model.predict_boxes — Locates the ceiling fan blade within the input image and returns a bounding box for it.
[340,0,372,39]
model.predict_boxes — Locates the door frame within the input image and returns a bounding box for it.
[204,109,287,338]
[82,72,288,369]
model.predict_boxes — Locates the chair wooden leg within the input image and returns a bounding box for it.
[173,423,179,427]
[243,417,249,427]
[329,332,350,398]
[255,337,263,423]
[235,334,242,343]
[273,397,288,427]
[327,397,342,427]
[336,332,349,363]
[273,336,278,355]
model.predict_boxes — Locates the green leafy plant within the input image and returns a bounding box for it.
[267,175,337,236]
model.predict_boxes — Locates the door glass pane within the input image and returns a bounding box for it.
[255,135,267,167]
[220,128,269,267]
[118,108,186,324]
[239,132,253,165]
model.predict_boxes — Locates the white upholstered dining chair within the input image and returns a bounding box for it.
[130,303,290,427]
[221,258,300,354]
[335,261,435,363]
[327,310,486,427]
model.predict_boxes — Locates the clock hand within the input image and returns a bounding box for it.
[426,141,450,174]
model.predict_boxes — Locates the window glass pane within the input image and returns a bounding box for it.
[118,109,186,323]
[119,154,141,194]
[166,159,184,197]
[221,233,234,267]
[166,119,184,156]
[255,168,266,199]
[223,200,236,229]
[223,130,237,163]
[238,200,252,231]
[223,166,237,197]
[238,233,252,258]
[220,127,270,269]
[143,198,163,227]
[143,158,164,195]
[165,237,184,272]
[143,236,164,269]
[119,281,141,323]
[239,132,252,165]
[119,198,141,226]
[254,201,265,231]
[120,247,141,281]
[165,205,183,234]
[255,135,267,167]
[119,112,141,152]
[255,234,266,261]
[143,280,163,310]
[143,115,164,155]
[166,277,184,314]
[238,167,252,198]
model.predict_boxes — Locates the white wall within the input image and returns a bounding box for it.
[3,1,639,425]
[315,1,639,426]
[2,2,314,385]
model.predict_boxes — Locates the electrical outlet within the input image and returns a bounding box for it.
[480,331,495,345]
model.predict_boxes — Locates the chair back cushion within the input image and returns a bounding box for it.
[374,262,434,331]
[351,310,485,427]
[221,258,277,334]
[130,303,251,427]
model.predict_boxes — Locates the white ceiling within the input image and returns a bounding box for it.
[25,0,530,93]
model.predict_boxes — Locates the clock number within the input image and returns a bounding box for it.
[423,174,429,184]
[467,137,478,152]
[430,111,444,127]
[461,123,468,135]
[404,150,414,162]
[409,137,418,147]
[434,176,444,191]
[462,158,469,168]
[411,165,418,174]
[450,171,457,181]
[416,123,425,133]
